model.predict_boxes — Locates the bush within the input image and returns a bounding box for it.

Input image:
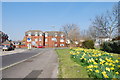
[101,40,120,54]
[82,40,94,49]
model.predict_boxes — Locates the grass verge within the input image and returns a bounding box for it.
[55,49,89,78]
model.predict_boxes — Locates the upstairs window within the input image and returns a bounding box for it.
[39,38,42,41]
[27,38,31,42]
[35,32,38,36]
[28,32,31,36]
[55,33,57,37]
[45,33,48,37]
[45,38,48,42]
[60,38,64,42]
[35,39,38,42]
[39,32,42,36]
[61,34,64,37]
[52,38,57,42]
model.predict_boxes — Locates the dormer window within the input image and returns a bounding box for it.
[45,33,48,37]
[55,33,57,37]
[35,32,38,36]
[28,32,31,36]
[39,32,42,36]
[61,34,64,37]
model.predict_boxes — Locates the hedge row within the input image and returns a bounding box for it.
[101,40,120,54]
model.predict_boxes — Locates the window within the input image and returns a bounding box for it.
[35,32,38,36]
[39,32,42,36]
[60,44,64,46]
[27,38,31,42]
[35,39,38,42]
[55,33,57,37]
[45,43,48,46]
[54,44,57,47]
[45,33,48,37]
[61,34,64,37]
[52,38,57,42]
[28,32,31,36]
[39,38,42,41]
[45,38,48,42]
[60,38,64,42]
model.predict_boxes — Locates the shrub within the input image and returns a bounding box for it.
[101,40,120,54]
[82,40,94,49]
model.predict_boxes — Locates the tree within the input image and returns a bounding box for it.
[91,4,119,39]
[61,24,80,46]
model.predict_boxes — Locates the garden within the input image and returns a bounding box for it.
[70,47,120,79]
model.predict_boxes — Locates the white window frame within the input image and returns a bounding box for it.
[39,32,42,36]
[60,38,64,42]
[55,44,57,47]
[35,32,38,36]
[45,33,48,37]
[28,32,31,36]
[61,34,64,37]
[55,33,57,37]
[60,44,64,46]
[35,39,38,42]
[39,38,42,41]
[45,38,48,42]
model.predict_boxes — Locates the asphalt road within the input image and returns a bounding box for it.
[2,48,47,68]
[2,48,58,78]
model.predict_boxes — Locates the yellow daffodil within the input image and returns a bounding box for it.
[110,67,114,70]
[95,70,99,73]
[115,72,119,75]
[106,67,110,72]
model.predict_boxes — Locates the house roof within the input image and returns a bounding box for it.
[45,31,65,36]
[26,30,43,33]
[25,30,43,36]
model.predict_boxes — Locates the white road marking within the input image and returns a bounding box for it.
[0,50,44,71]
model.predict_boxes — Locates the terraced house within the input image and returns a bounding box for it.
[25,30,66,48]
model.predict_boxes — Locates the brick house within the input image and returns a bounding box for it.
[25,30,66,48]
[25,30,44,48]
[44,31,66,48]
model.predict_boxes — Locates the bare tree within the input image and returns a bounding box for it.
[61,24,80,45]
[91,4,119,39]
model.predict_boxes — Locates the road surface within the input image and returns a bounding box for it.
[2,48,58,78]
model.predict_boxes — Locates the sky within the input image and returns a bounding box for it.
[2,2,117,41]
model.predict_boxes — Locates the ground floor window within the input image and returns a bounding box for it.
[60,44,64,46]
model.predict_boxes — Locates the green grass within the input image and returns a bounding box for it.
[55,49,89,78]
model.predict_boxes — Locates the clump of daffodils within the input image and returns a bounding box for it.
[70,48,120,79]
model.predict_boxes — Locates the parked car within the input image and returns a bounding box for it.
[2,45,15,51]
[37,45,44,48]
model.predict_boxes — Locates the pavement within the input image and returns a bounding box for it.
[2,48,58,78]
[0,48,29,56]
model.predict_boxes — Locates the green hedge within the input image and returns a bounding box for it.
[101,40,120,54]
[82,40,94,49]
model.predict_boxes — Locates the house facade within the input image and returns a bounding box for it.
[44,31,66,47]
[25,30,66,48]
[25,30,44,48]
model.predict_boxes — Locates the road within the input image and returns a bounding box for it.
[2,48,58,78]
[2,48,44,67]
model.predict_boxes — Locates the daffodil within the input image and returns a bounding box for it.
[110,67,114,70]
[115,72,119,75]
[95,70,99,73]
[106,67,110,72]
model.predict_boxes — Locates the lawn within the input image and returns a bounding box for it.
[55,49,89,78]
